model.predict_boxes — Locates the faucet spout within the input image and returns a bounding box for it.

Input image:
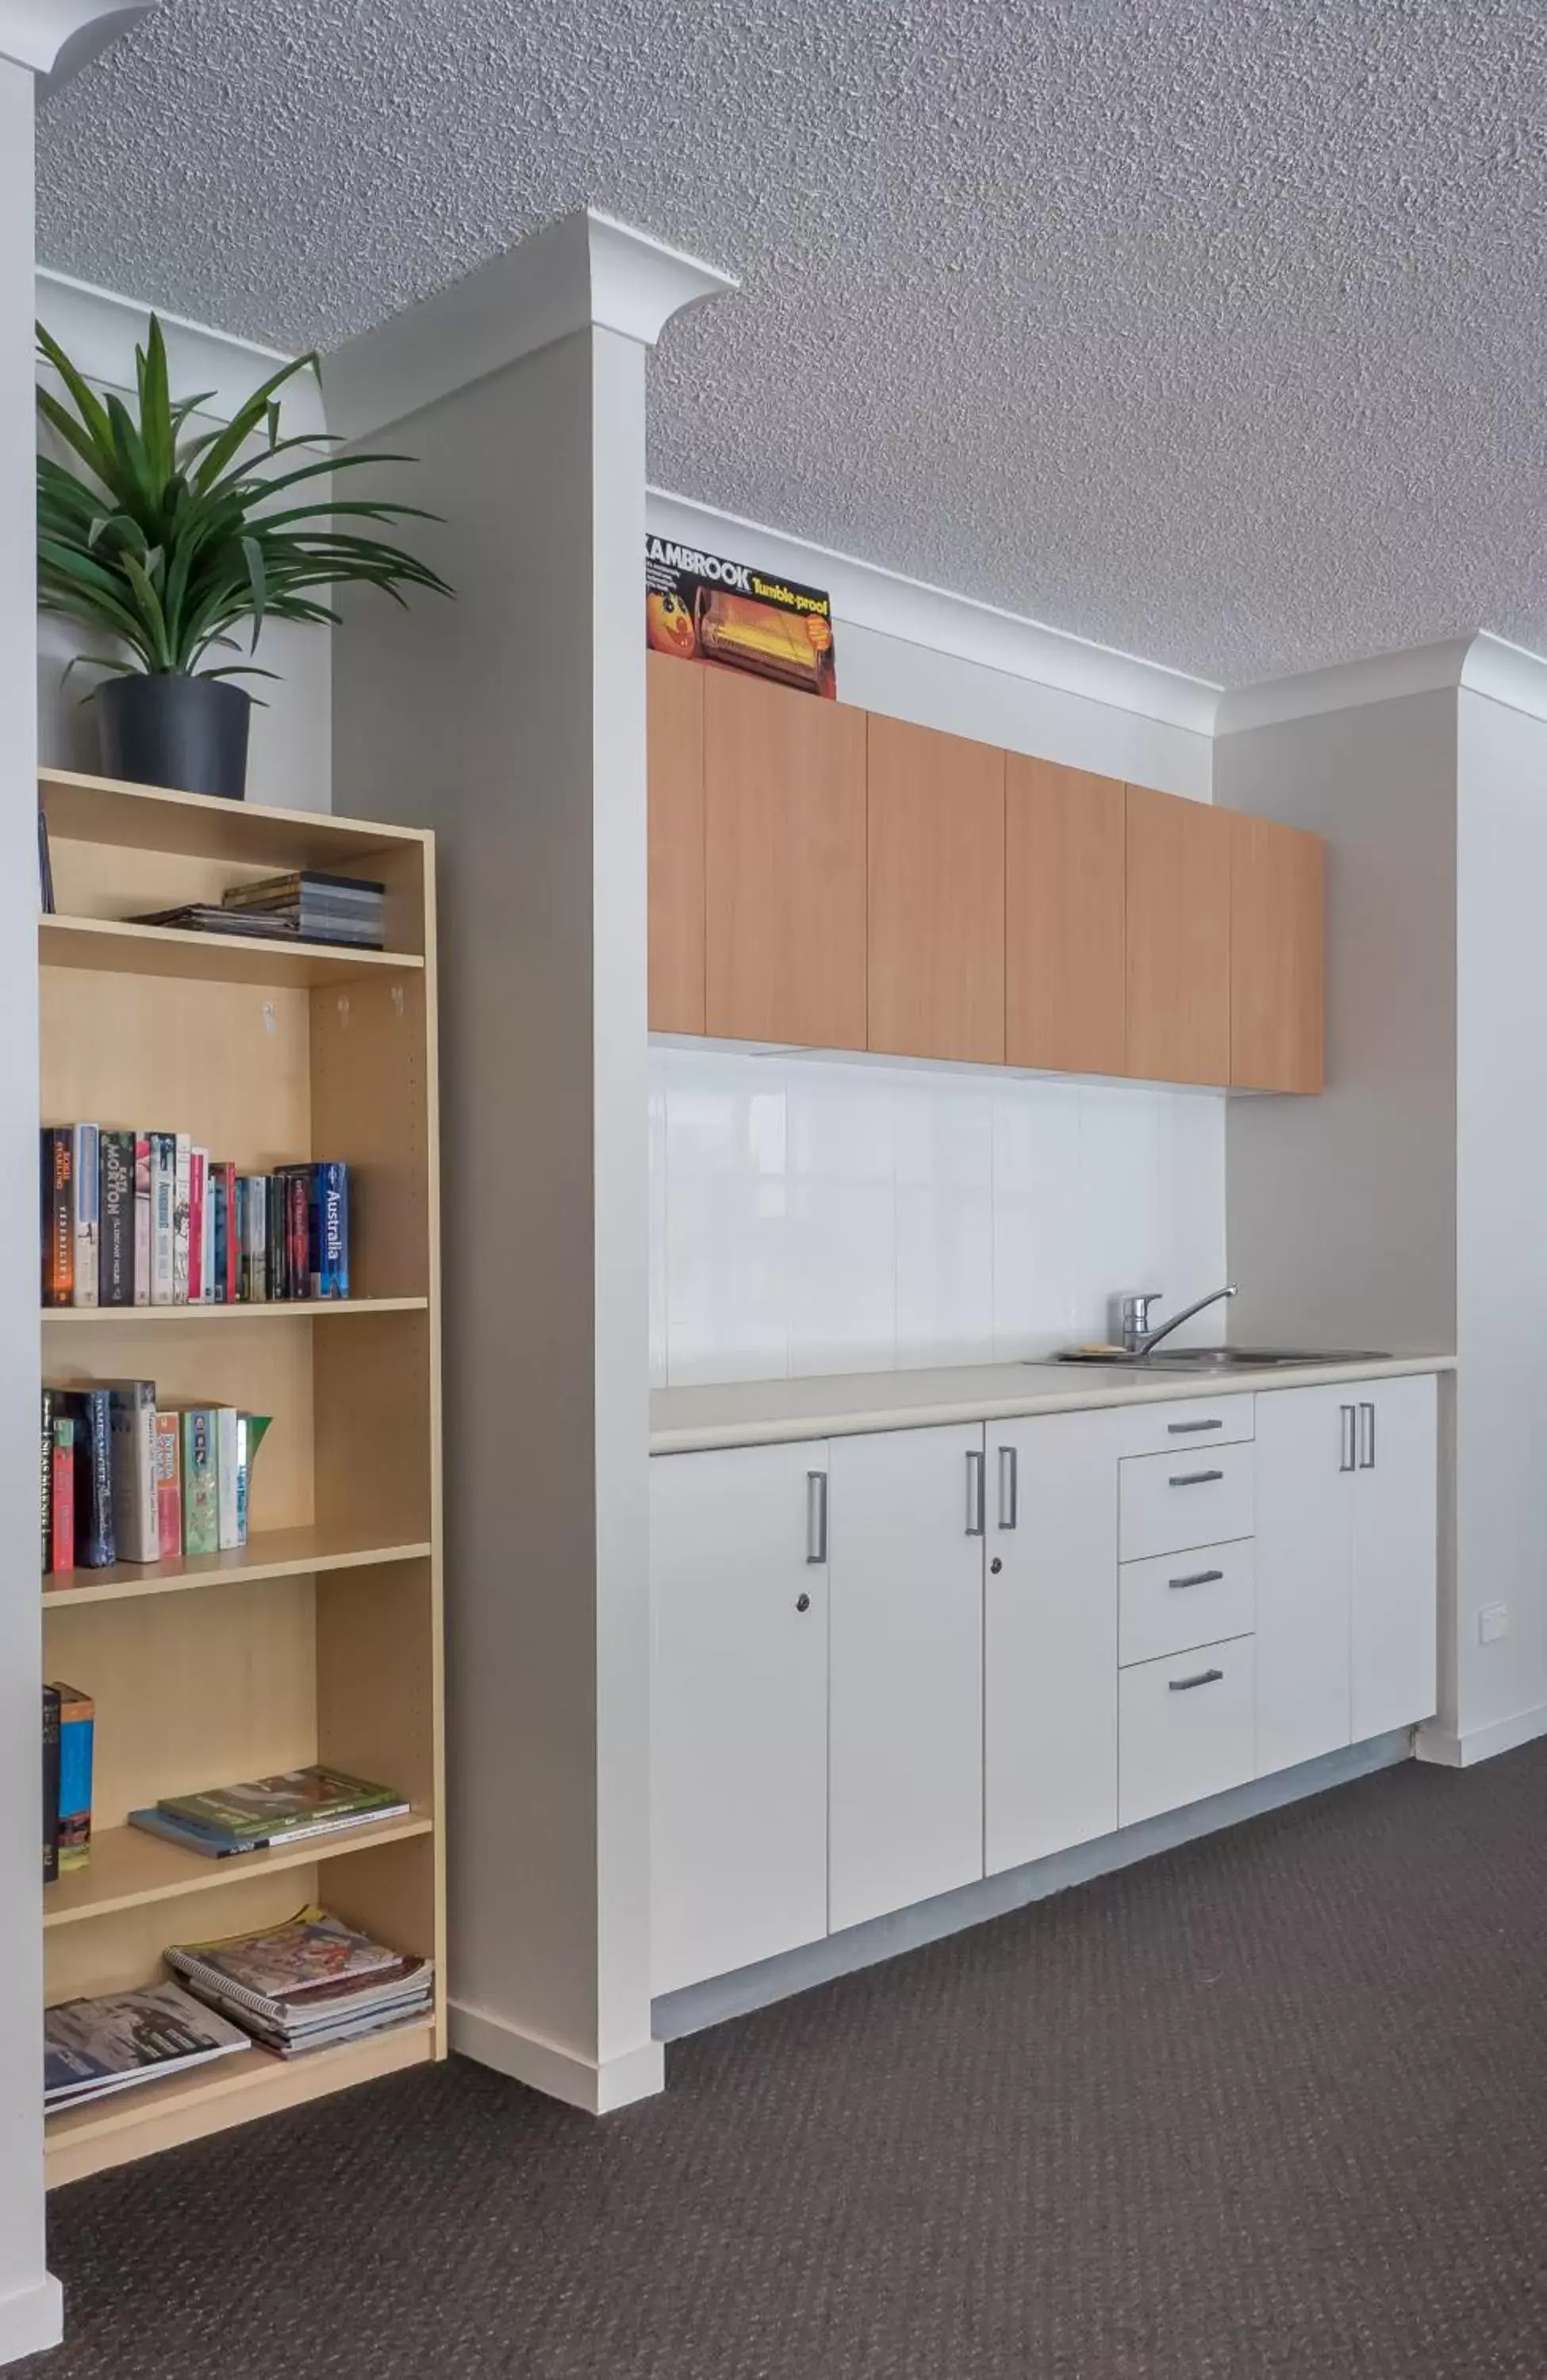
[1137,1283,1238,1358]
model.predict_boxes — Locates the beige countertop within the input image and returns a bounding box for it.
[649,1353,1457,1454]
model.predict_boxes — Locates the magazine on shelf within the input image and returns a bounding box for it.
[45,1982,248,2109]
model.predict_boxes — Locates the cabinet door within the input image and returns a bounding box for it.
[647,652,706,1035]
[867,716,1006,1064]
[1124,785,1231,1084]
[1253,1385,1353,1775]
[702,670,868,1048]
[1351,1374,1438,1740]
[828,1425,985,1930]
[985,1410,1119,1874]
[650,1441,830,1995]
[1230,812,1325,1092]
[1004,756,1126,1076]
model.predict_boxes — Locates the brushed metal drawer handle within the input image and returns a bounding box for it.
[1168,1469,1225,1487]
[1169,1667,1225,1692]
[1167,1418,1223,1434]
[1169,1568,1226,1591]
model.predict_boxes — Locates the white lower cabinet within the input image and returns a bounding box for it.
[650,1441,831,1997]
[1119,1637,1257,1826]
[1255,1373,1438,1774]
[827,1425,985,1932]
[985,1410,1120,1875]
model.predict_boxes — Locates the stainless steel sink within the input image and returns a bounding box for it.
[1054,1345,1390,1372]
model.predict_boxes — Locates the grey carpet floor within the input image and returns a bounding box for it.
[22,1743,1547,2378]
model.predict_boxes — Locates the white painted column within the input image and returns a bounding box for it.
[329,212,733,2110]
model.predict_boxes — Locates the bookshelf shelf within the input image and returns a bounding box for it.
[44,1811,436,1929]
[45,2016,436,2190]
[44,1524,433,1610]
[43,1298,429,1323]
[41,912,426,990]
[39,763,443,2184]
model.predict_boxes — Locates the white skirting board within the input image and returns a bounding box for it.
[0,2273,63,2368]
[449,2003,665,2114]
[1415,1703,1547,1768]
[653,1729,1414,2042]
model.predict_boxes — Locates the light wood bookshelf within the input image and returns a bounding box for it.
[39,765,444,2187]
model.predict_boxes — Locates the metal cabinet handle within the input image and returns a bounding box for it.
[805,1470,828,1565]
[965,1449,986,1537]
[1168,1468,1224,1488]
[1167,1417,1223,1434]
[1358,1401,1376,1469]
[1169,1667,1225,1692]
[1169,1568,1225,1591]
[997,1445,1019,1530]
[1339,1403,1356,1472]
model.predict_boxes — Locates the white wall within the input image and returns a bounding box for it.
[1454,689,1547,1749]
[0,54,59,2374]
[651,1047,1225,1384]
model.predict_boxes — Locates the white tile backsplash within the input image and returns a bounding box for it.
[650,1047,1226,1384]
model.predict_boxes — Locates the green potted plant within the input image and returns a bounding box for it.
[36,314,451,800]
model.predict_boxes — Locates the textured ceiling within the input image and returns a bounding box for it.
[33,0,1547,685]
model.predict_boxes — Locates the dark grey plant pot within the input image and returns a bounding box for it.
[95,673,251,801]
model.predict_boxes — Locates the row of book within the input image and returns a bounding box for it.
[132,869,387,952]
[42,1126,351,1307]
[42,1383,271,1572]
[41,1682,92,1882]
[46,1904,433,2109]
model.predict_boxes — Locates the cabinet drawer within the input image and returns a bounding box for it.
[1119,1538,1255,1668]
[1119,1637,1256,1827]
[1119,1439,1254,1561]
[1117,1395,1255,1458]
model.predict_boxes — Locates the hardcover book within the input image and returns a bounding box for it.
[42,1685,60,1886]
[40,1386,52,1568]
[172,1134,191,1303]
[98,1130,134,1306]
[153,1411,182,1558]
[51,1416,75,1573]
[132,1132,151,1306]
[60,1388,114,1567]
[107,1380,159,1564]
[180,1408,218,1555]
[240,1174,267,1303]
[71,1123,99,1307]
[150,1132,176,1305]
[41,1128,73,1307]
[53,1681,94,1871]
[187,1149,205,1305]
[215,1407,240,1552]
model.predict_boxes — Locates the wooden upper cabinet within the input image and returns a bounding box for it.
[1229,812,1325,1092]
[1004,756,1126,1075]
[702,669,868,1049]
[647,653,706,1035]
[867,716,1006,1065]
[1124,785,1231,1085]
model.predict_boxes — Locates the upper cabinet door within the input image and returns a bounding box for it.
[702,670,868,1049]
[867,716,1006,1065]
[1004,756,1126,1075]
[1229,812,1326,1092]
[1124,785,1232,1085]
[647,653,706,1035]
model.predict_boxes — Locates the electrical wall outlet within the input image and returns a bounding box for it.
[1479,1603,1511,1645]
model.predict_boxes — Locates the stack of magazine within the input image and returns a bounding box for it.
[46,1980,248,2110]
[131,872,386,951]
[129,1764,409,1860]
[166,1905,433,2058]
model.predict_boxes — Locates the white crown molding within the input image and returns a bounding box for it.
[646,488,1222,735]
[1457,631,1547,724]
[1215,631,1547,735]
[326,208,737,443]
[0,0,145,75]
[36,267,328,435]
